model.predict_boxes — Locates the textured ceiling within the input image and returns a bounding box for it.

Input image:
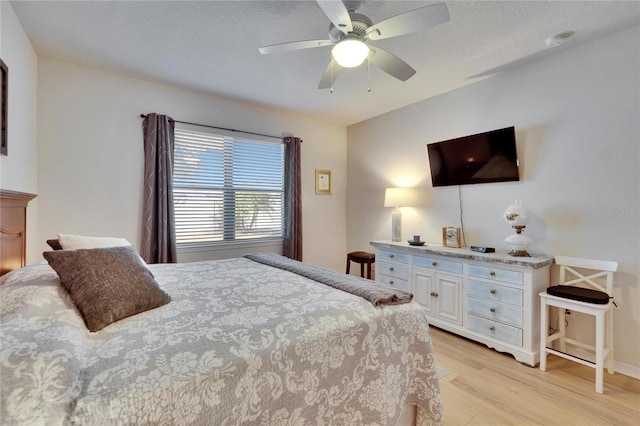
[11,0,640,126]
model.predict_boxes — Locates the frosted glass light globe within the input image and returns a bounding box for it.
[503,200,531,257]
[332,38,369,68]
[503,200,528,227]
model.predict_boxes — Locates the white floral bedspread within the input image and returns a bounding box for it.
[0,258,442,425]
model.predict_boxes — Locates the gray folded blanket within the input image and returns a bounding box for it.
[244,253,413,306]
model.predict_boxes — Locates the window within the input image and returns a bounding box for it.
[173,126,284,246]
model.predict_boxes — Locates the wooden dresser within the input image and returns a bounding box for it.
[1,189,37,276]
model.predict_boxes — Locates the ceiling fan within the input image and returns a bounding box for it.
[258,0,450,89]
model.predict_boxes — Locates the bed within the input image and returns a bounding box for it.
[0,248,443,425]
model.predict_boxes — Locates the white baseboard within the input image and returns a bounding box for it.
[560,347,640,379]
[615,361,640,380]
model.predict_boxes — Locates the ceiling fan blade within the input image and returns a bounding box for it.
[366,2,449,41]
[316,0,353,35]
[368,46,416,81]
[318,59,343,89]
[259,39,334,54]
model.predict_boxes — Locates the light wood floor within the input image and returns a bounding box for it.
[429,326,640,425]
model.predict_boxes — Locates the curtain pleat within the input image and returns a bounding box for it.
[283,136,303,261]
[141,113,177,263]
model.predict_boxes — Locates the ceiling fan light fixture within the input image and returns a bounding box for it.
[332,37,369,68]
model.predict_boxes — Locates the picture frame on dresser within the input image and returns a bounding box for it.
[0,58,7,156]
[442,226,461,248]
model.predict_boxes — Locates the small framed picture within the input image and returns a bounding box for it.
[0,58,7,156]
[442,226,461,248]
[315,169,331,195]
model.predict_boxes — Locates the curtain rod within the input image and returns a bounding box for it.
[139,114,288,141]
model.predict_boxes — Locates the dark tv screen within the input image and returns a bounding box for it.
[427,126,519,187]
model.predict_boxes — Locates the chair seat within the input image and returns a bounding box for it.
[546,285,610,304]
[346,251,375,279]
[348,251,375,262]
[539,291,612,312]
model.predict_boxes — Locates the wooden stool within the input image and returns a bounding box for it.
[346,251,375,279]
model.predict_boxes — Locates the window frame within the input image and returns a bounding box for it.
[172,124,285,250]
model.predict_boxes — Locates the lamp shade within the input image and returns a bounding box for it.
[332,37,369,68]
[384,187,427,208]
[503,200,528,226]
[503,200,531,257]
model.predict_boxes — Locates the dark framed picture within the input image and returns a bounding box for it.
[0,58,7,156]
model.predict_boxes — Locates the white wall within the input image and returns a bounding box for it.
[37,59,347,271]
[347,26,640,373]
[0,2,39,264]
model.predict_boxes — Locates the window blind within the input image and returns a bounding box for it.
[173,127,284,246]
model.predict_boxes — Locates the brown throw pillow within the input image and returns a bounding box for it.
[43,245,170,332]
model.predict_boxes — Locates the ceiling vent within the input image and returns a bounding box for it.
[545,31,575,48]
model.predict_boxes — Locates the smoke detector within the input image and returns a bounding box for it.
[545,31,575,48]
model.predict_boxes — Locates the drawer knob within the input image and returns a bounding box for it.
[430,291,439,297]
[490,271,496,276]
[432,261,438,267]
[389,280,394,285]
[490,307,496,313]
[389,267,394,271]
[489,326,496,331]
[490,289,497,294]
[390,254,395,258]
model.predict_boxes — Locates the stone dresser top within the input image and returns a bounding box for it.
[370,240,554,270]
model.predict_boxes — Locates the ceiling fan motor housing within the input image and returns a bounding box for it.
[328,12,372,42]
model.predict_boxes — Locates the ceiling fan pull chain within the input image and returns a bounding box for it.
[330,60,334,94]
[367,53,371,93]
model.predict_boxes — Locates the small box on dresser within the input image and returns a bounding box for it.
[371,241,553,366]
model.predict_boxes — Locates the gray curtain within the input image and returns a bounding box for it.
[141,113,177,263]
[283,136,302,261]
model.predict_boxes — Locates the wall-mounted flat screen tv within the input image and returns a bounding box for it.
[427,126,519,187]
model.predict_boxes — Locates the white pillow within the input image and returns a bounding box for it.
[57,233,132,250]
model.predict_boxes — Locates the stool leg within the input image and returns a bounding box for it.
[540,299,548,371]
[366,262,372,280]
[606,308,614,374]
[595,311,604,394]
[346,259,351,275]
[360,262,364,278]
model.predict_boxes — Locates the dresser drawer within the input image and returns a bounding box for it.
[413,255,463,274]
[377,274,409,291]
[467,297,523,327]
[377,250,409,264]
[468,264,523,285]
[467,314,523,346]
[467,280,523,307]
[377,260,409,280]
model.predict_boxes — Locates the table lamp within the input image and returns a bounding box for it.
[384,187,426,242]
[503,200,531,257]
